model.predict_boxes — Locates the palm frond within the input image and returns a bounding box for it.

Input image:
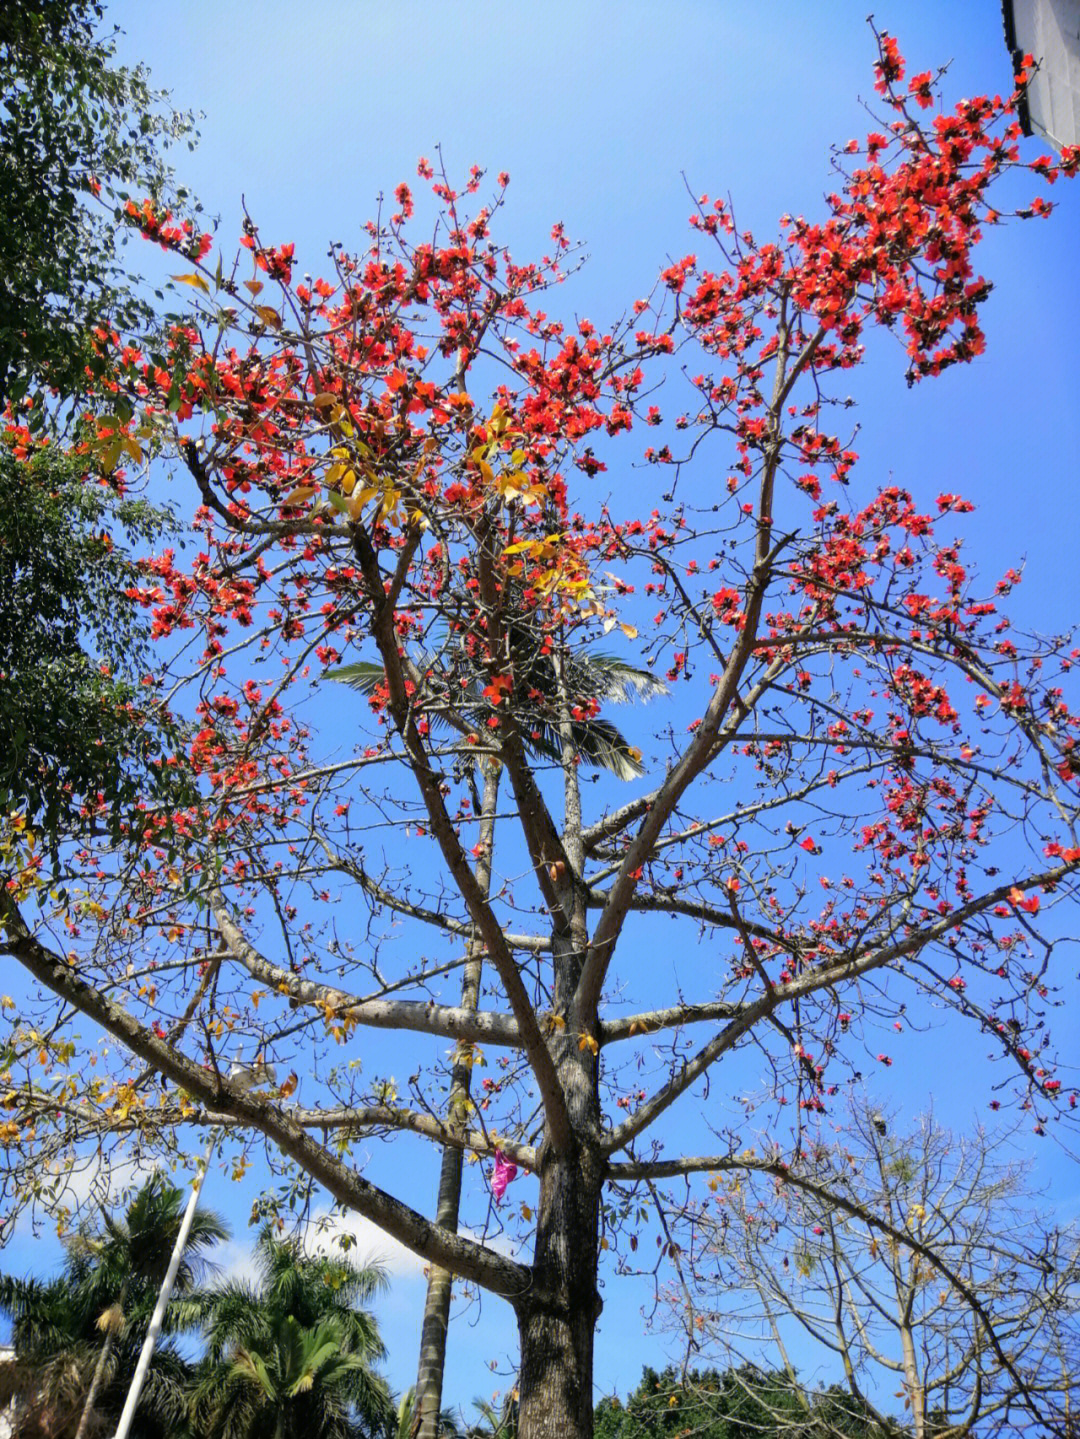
[566,653,667,705]
[323,662,386,694]
[326,643,664,782]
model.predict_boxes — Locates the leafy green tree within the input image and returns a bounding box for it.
[0,1174,228,1439]
[0,0,197,411]
[0,440,189,858]
[594,1365,893,1439]
[0,1,201,862]
[187,1225,393,1439]
[197,1315,379,1439]
[461,1392,517,1439]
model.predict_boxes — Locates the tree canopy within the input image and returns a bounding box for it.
[0,440,188,857]
[3,32,1080,1439]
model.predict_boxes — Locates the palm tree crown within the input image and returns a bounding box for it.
[187,1225,393,1439]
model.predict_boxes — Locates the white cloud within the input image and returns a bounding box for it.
[209,1236,263,1287]
[302,1207,427,1278]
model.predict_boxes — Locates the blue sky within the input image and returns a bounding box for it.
[6,0,1080,1418]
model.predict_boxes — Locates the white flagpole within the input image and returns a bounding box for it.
[111,1130,216,1439]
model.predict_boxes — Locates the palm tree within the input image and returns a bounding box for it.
[327,645,664,781]
[329,638,663,1439]
[0,1174,229,1439]
[0,1274,100,1439]
[463,1393,517,1439]
[187,1226,392,1439]
[393,1388,461,1439]
[196,1315,377,1439]
[68,1173,228,1439]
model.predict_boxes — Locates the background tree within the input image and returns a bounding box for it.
[0,1175,228,1439]
[663,1108,1080,1438]
[4,37,1080,1439]
[0,440,190,861]
[594,1364,891,1439]
[0,0,201,858]
[0,0,198,411]
[187,1225,393,1439]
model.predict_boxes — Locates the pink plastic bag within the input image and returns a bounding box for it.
[490,1149,518,1201]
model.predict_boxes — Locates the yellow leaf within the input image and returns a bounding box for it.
[379,487,402,519]
[521,1203,533,1220]
[496,471,526,497]
[620,623,639,639]
[243,279,264,295]
[255,305,282,329]
[283,484,319,506]
[478,458,495,486]
[172,272,210,293]
[578,1033,599,1055]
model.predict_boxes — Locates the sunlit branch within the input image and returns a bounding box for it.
[210,889,523,1046]
[2,901,532,1300]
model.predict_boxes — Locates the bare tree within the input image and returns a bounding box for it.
[665,1108,1080,1437]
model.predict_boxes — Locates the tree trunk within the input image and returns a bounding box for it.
[899,1315,926,1439]
[73,1333,114,1439]
[515,1137,603,1439]
[413,1143,471,1439]
[512,744,604,1439]
[414,763,500,1439]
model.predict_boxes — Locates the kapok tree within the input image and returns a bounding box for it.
[4,36,1080,1439]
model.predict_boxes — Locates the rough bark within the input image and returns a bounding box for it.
[515,1141,603,1439]
[515,853,603,1439]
